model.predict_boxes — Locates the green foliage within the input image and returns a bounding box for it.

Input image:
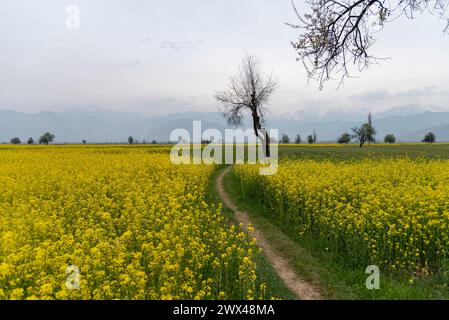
[281,133,290,144]
[423,132,436,144]
[10,137,21,144]
[38,132,55,145]
[352,113,376,147]
[307,134,316,144]
[384,134,396,144]
[337,133,351,144]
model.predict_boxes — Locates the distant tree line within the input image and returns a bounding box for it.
[335,113,438,146]
[6,126,437,146]
[281,131,317,144]
[9,132,55,145]
[279,113,438,147]
[7,133,161,145]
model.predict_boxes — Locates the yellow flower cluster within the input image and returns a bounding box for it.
[0,146,264,300]
[234,158,449,273]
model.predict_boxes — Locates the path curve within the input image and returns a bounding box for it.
[216,166,322,300]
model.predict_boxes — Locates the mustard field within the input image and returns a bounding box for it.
[3,144,449,300]
[0,146,266,300]
[234,158,449,274]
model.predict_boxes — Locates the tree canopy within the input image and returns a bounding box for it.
[10,137,21,144]
[423,132,436,144]
[384,134,396,144]
[38,132,55,145]
[281,134,291,144]
[352,113,376,147]
[338,132,352,144]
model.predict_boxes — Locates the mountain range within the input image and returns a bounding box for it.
[1,104,449,143]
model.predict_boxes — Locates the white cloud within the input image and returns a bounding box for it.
[0,0,448,115]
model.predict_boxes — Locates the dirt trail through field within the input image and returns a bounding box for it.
[215,166,322,300]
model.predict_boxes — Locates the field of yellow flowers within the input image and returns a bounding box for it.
[0,146,265,300]
[233,158,449,274]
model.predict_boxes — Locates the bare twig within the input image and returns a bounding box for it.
[289,0,449,89]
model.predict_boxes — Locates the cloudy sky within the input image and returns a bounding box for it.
[1,0,449,116]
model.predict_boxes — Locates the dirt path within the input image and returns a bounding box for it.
[216,166,322,300]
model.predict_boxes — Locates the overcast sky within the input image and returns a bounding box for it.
[1,0,449,116]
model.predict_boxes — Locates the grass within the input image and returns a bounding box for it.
[220,144,449,300]
[279,143,449,161]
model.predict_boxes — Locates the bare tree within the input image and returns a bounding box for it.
[288,0,449,88]
[215,55,278,157]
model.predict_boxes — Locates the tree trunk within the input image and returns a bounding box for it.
[265,130,271,158]
[252,111,260,137]
[251,110,270,158]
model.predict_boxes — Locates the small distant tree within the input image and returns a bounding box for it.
[10,137,21,144]
[38,132,55,145]
[352,113,376,148]
[128,136,134,144]
[152,140,157,144]
[281,134,290,144]
[307,134,315,144]
[352,125,367,148]
[423,132,436,144]
[294,134,301,144]
[82,139,87,144]
[337,133,351,144]
[27,137,34,145]
[313,130,317,143]
[384,134,396,144]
